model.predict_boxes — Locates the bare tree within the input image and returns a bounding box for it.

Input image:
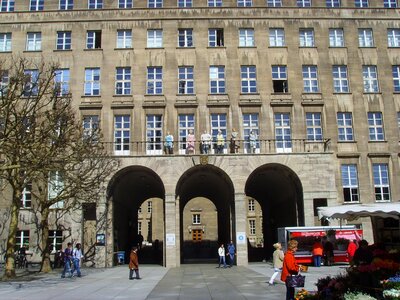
[0,57,118,278]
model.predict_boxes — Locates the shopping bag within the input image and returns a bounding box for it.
[286,274,305,288]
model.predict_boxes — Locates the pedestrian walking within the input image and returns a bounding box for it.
[71,243,82,277]
[347,239,357,263]
[217,244,227,268]
[129,247,141,280]
[61,242,73,278]
[281,239,300,300]
[227,240,236,267]
[268,242,284,285]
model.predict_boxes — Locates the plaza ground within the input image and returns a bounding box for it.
[0,263,347,299]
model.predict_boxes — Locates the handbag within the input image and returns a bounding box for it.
[285,270,305,288]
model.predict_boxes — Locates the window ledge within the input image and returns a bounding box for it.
[332,92,352,95]
[363,92,382,95]
[367,152,391,158]
[53,49,73,52]
[238,46,257,49]
[299,46,317,49]
[114,47,133,50]
[358,46,377,49]
[328,46,347,49]
[84,48,103,51]
[23,50,42,53]
[145,47,164,50]
[206,46,226,49]
[268,46,287,49]
[81,95,101,98]
[367,140,387,144]
[176,47,195,49]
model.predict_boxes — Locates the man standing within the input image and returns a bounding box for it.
[129,247,141,280]
[217,244,227,268]
[227,240,236,267]
[72,243,82,277]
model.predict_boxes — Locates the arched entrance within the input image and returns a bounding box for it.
[107,166,165,265]
[245,163,304,261]
[176,165,235,263]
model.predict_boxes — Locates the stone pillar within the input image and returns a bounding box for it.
[164,194,179,267]
[235,193,248,266]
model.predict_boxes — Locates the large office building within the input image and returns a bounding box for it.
[0,0,399,267]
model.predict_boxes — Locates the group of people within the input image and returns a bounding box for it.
[163,130,259,155]
[61,242,82,278]
[217,241,236,268]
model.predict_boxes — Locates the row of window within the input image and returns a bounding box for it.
[81,112,400,156]
[5,63,399,98]
[1,27,399,53]
[1,0,398,12]
[15,230,62,252]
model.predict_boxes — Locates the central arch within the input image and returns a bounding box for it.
[176,164,235,263]
[245,163,304,261]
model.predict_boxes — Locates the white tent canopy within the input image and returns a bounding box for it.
[317,203,400,221]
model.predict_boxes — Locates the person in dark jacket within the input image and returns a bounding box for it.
[353,240,373,266]
[129,247,141,280]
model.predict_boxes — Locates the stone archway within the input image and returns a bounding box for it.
[107,166,165,265]
[245,163,304,261]
[175,164,235,263]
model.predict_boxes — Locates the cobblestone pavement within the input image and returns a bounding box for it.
[0,263,346,300]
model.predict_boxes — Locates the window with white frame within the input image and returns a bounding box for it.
[178,114,195,154]
[1,0,15,11]
[249,220,256,235]
[341,164,359,202]
[21,182,32,208]
[147,201,152,213]
[397,112,400,135]
[146,115,163,155]
[208,0,222,6]
[48,171,64,208]
[178,0,192,7]
[241,66,257,93]
[86,30,101,49]
[56,31,71,50]
[354,0,368,7]
[384,0,397,8]
[363,65,379,93]
[0,33,11,52]
[275,113,292,152]
[299,29,314,47]
[358,29,374,47]
[115,67,131,95]
[192,214,200,224]
[387,29,400,47]
[337,112,354,141]
[392,66,400,92]
[59,0,73,10]
[248,199,255,211]
[0,70,9,96]
[117,30,132,48]
[178,66,194,94]
[83,115,99,140]
[114,115,130,155]
[326,0,340,7]
[239,28,255,47]
[306,112,323,141]
[147,29,163,48]
[147,67,163,94]
[297,0,311,7]
[302,65,319,92]
[329,28,344,47]
[209,66,225,94]
[237,0,252,6]
[84,68,100,96]
[208,28,224,47]
[118,0,133,8]
[138,222,142,234]
[148,0,162,8]
[373,164,390,201]
[211,113,227,152]
[30,0,44,11]
[23,69,39,97]
[26,32,41,51]
[15,231,29,251]
[54,69,70,96]
[368,112,384,141]
[269,28,285,47]
[272,65,288,93]
[242,113,259,153]
[178,29,193,47]
[48,230,63,252]
[267,0,282,7]
[88,0,102,9]
[332,65,349,93]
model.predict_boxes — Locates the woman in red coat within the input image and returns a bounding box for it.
[281,239,300,300]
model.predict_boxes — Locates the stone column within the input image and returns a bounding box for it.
[235,193,248,266]
[164,194,179,267]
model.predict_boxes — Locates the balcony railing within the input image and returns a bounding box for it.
[103,138,331,156]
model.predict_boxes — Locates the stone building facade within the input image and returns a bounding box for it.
[0,0,399,267]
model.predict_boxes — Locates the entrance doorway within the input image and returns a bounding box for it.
[107,166,165,265]
[176,165,235,263]
[245,163,304,261]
